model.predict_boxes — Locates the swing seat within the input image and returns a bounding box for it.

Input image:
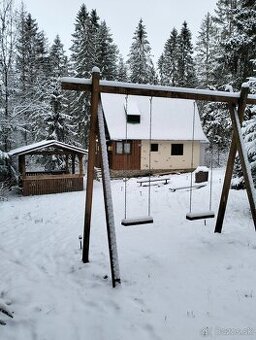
[121,216,154,226]
[186,211,215,221]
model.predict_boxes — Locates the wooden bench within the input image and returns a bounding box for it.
[169,183,206,192]
[137,176,170,186]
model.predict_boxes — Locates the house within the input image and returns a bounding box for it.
[99,93,208,175]
[8,140,87,196]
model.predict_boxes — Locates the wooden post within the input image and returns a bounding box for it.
[82,67,100,263]
[78,155,83,175]
[97,100,121,287]
[66,154,69,173]
[18,155,26,177]
[214,85,249,233]
[228,104,256,230]
[71,154,75,174]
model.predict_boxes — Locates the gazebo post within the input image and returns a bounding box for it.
[78,155,83,175]
[65,154,70,174]
[71,154,75,174]
[18,155,26,177]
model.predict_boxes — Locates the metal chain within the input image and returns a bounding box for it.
[189,101,196,213]
[148,97,153,216]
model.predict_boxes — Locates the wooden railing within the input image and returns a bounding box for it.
[25,170,68,176]
[22,174,84,196]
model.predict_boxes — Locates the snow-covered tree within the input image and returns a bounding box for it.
[0,0,17,152]
[69,5,99,147]
[15,10,49,144]
[70,5,99,78]
[176,21,197,87]
[158,28,179,86]
[116,55,128,82]
[95,20,118,80]
[229,0,256,88]
[44,35,76,144]
[195,13,218,88]
[211,0,239,88]
[127,18,156,84]
[232,74,256,189]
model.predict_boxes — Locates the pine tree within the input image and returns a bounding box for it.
[176,22,197,87]
[70,6,99,78]
[69,5,99,147]
[44,35,76,144]
[96,20,118,80]
[0,0,17,152]
[229,0,256,87]
[211,0,239,88]
[116,55,128,82]
[195,13,218,88]
[127,19,156,84]
[158,28,179,86]
[16,10,49,144]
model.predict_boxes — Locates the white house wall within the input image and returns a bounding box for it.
[141,140,201,170]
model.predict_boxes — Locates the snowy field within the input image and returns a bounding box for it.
[1,168,256,340]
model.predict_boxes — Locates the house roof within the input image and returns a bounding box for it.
[8,140,87,157]
[101,94,208,142]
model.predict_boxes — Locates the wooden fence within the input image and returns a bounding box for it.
[22,174,84,196]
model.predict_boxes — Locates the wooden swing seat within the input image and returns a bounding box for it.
[186,211,215,221]
[121,216,154,226]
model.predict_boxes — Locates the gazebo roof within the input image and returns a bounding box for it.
[8,140,87,157]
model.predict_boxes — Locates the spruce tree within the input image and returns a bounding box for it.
[176,21,197,87]
[127,19,156,84]
[158,28,179,86]
[69,5,99,147]
[16,10,49,144]
[0,0,17,152]
[44,35,76,144]
[229,0,256,87]
[116,55,128,82]
[96,20,118,80]
[195,13,218,88]
[212,0,239,88]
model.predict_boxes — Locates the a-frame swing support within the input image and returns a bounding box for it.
[61,68,256,287]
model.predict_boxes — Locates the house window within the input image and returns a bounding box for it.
[151,143,158,152]
[116,141,131,154]
[127,114,141,124]
[124,142,131,154]
[116,142,123,154]
[171,143,183,156]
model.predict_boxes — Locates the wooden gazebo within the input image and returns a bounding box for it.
[8,140,87,196]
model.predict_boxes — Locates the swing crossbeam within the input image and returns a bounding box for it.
[121,216,154,226]
[186,211,215,221]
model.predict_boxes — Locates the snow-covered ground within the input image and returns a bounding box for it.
[1,169,256,340]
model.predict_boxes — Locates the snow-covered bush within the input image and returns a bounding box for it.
[0,151,9,180]
[232,76,256,189]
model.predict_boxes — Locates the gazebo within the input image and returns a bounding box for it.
[8,140,87,196]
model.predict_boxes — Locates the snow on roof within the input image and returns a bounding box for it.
[101,94,208,141]
[8,140,87,156]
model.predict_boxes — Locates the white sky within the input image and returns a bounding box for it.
[19,0,217,62]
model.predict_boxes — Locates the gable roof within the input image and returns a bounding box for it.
[8,140,87,157]
[101,94,208,142]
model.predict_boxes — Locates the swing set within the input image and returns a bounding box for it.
[121,95,154,226]
[62,67,256,287]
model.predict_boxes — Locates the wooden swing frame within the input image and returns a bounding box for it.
[61,68,256,287]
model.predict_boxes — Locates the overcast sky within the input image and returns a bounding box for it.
[20,0,217,62]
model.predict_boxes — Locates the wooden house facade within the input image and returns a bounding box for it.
[99,94,208,174]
